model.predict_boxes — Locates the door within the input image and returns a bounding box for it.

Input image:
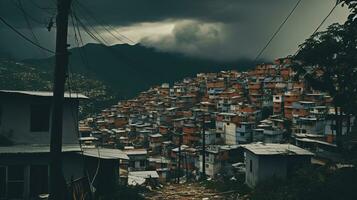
[30,165,48,198]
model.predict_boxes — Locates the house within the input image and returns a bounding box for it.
[242,143,313,188]
[148,133,163,154]
[79,126,98,148]
[255,118,284,143]
[123,148,148,171]
[0,90,129,199]
[224,121,255,145]
[198,145,243,178]
[202,129,222,145]
[147,157,170,182]
[292,117,325,135]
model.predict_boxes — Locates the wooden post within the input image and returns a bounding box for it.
[49,0,71,199]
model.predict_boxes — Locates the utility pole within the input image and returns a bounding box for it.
[184,151,189,181]
[177,130,182,184]
[201,117,206,180]
[49,0,71,199]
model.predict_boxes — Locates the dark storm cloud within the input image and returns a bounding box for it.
[0,0,349,60]
[141,0,349,60]
[0,0,275,27]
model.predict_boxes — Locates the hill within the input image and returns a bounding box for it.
[1,43,256,116]
[25,43,256,99]
[0,59,116,117]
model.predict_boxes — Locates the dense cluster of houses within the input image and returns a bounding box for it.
[79,58,354,188]
[0,58,355,199]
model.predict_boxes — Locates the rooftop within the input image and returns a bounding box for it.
[128,171,159,179]
[0,90,88,99]
[81,147,129,160]
[123,149,147,155]
[242,143,313,156]
[0,144,81,154]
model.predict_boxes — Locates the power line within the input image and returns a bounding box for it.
[16,0,48,58]
[254,0,302,61]
[293,2,339,56]
[28,0,57,12]
[70,11,91,69]
[14,0,47,25]
[71,10,108,45]
[73,0,135,44]
[0,15,55,54]
[72,9,142,72]
[70,7,110,45]
[72,1,125,43]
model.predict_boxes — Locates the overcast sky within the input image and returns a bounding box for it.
[0,0,351,60]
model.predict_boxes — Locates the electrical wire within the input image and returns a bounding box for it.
[73,0,135,45]
[70,11,91,69]
[14,0,47,25]
[69,12,103,194]
[71,11,107,45]
[15,0,49,58]
[254,0,302,61]
[293,2,340,56]
[72,8,109,45]
[73,2,125,44]
[0,15,55,54]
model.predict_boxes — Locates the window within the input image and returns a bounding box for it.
[139,160,146,167]
[30,104,50,132]
[7,165,25,198]
[250,160,253,173]
[0,104,2,126]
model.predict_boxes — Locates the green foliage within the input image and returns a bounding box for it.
[293,2,357,147]
[293,2,357,115]
[251,165,357,200]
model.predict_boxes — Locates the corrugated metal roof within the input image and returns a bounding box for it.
[123,149,147,155]
[149,133,162,138]
[242,143,314,156]
[0,90,88,99]
[128,171,159,178]
[0,144,81,154]
[81,147,129,160]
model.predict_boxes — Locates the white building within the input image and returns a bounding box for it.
[243,143,313,188]
[224,122,254,145]
[0,90,128,198]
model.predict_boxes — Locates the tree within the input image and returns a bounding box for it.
[292,1,357,148]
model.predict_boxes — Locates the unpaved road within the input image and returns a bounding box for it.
[144,182,240,200]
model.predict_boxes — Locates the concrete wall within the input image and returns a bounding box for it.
[0,152,85,199]
[224,122,237,145]
[245,151,311,188]
[0,95,79,145]
[245,151,260,188]
[245,151,287,188]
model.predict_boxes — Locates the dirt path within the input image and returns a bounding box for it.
[144,182,239,200]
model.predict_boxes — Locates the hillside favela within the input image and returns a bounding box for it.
[1,0,357,200]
